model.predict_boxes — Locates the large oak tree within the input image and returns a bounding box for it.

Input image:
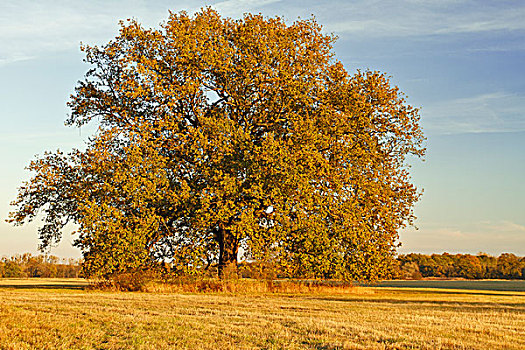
[9,9,425,281]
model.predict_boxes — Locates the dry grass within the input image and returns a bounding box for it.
[140,278,365,295]
[0,278,524,349]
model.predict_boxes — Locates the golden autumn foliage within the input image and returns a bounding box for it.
[8,8,424,281]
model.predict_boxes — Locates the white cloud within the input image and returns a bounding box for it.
[2,0,524,65]
[399,222,525,255]
[327,1,525,37]
[0,1,198,65]
[435,7,525,34]
[0,0,290,66]
[480,220,525,233]
[422,92,525,134]
[212,0,283,16]
[0,55,34,67]
[3,1,524,59]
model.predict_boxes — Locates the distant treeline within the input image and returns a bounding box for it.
[0,254,81,278]
[2,252,524,280]
[397,253,525,280]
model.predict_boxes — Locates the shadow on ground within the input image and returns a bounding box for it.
[0,279,88,290]
[370,280,525,292]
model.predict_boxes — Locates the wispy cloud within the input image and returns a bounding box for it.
[2,0,524,65]
[399,221,525,255]
[0,55,35,67]
[212,0,283,16]
[0,1,198,65]
[479,220,525,233]
[326,1,525,37]
[0,0,288,66]
[423,92,525,134]
[468,43,525,53]
[435,7,525,34]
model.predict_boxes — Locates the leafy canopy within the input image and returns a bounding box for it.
[9,8,425,281]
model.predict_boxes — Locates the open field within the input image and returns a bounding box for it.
[0,279,524,349]
[376,279,525,292]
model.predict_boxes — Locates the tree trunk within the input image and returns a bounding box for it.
[217,227,239,279]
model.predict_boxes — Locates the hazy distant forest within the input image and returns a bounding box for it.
[0,254,80,278]
[1,252,524,280]
[397,253,525,280]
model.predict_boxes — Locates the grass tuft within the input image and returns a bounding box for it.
[140,278,369,295]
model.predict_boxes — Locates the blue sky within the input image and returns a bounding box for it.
[1,0,524,258]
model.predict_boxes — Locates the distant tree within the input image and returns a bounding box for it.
[24,255,58,278]
[425,254,448,277]
[2,260,24,278]
[8,9,425,281]
[56,262,81,278]
[397,260,422,280]
[521,257,525,280]
[496,253,522,279]
[415,254,438,277]
[476,253,497,278]
[454,254,483,279]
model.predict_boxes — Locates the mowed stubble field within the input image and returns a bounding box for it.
[0,279,524,349]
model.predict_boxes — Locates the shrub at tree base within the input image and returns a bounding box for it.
[8,8,425,282]
[98,276,360,294]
